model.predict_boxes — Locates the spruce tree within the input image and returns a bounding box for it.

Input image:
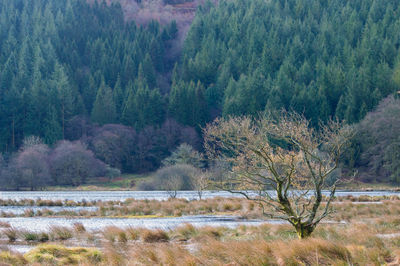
[91,79,117,125]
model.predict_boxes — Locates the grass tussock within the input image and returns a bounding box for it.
[20,231,49,242]
[103,226,128,243]
[272,238,352,265]
[127,243,198,265]
[24,244,102,265]
[0,251,27,266]
[3,227,18,242]
[72,222,86,233]
[0,221,11,228]
[49,226,73,241]
[141,229,170,243]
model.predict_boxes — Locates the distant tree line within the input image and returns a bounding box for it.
[0,117,201,190]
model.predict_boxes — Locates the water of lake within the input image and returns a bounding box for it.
[0,206,98,215]
[0,190,398,202]
[0,216,277,232]
[0,190,393,236]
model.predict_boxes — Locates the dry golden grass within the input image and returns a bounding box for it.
[1,220,400,265]
[103,226,128,243]
[141,229,170,243]
[0,251,27,265]
[127,243,198,266]
[72,222,86,233]
[49,226,73,241]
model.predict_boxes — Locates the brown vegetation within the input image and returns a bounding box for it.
[1,211,400,265]
[0,196,399,219]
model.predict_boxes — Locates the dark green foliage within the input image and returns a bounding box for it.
[178,0,400,125]
[121,78,165,130]
[0,0,173,151]
[168,80,208,128]
[91,79,117,125]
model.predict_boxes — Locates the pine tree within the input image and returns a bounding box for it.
[91,79,117,125]
[52,63,74,139]
[113,75,124,116]
[141,54,157,88]
[122,77,164,129]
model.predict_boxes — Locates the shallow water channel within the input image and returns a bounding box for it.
[0,215,276,232]
[0,190,398,201]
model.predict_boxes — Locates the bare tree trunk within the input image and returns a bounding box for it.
[294,223,315,239]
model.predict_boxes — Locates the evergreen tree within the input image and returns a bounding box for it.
[52,63,75,139]
[113,75,124,116]
[91,79,117,125]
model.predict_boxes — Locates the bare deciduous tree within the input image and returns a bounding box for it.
[13,143,51,190]
[164,174,183,199]
[50,141,106,186]
[204,111,353,238]
[151,164,198,198]
[192,171,209,200]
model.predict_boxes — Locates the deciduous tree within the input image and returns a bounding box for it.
[204,111,353,238]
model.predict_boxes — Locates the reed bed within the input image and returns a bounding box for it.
[0,220,399,265]
[0,197,399,264]
[0,196,398,219]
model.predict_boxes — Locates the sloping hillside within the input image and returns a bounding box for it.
[89,0,198,32]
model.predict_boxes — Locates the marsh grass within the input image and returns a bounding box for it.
[20,231,50,242]
[49,226,73,241]
[141,229,170,243]
[1,197,400,265]
[72,222,86,233]
[24,244,102,265]
[0,251,27,265]
[0,221,11,228]
[0,221,400,265]
[127,243,198,265]
[3,227,18,242]
[1,196,399,220]
[103,226,128,243]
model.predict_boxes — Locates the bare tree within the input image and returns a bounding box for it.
[192,171,209,200]
[162,143,205,168]
[50,141,107,186]
[89,124,137,172]
[204,111,353,238]
[12,143,51,190]
[164,174,183,199]
[152,164,198,198]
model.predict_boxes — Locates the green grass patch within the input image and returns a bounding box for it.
[47,174,150,191]
[24,244,102,265]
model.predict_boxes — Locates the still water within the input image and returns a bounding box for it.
[0,206,98,215]
[0,216,276,232]
[0,190,398,202]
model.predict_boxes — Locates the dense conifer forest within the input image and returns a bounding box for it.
[0,0,399,188]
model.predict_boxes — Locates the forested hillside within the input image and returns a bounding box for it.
[0,0,177,150]
[176,0,400,124]
[0,0,399,187]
